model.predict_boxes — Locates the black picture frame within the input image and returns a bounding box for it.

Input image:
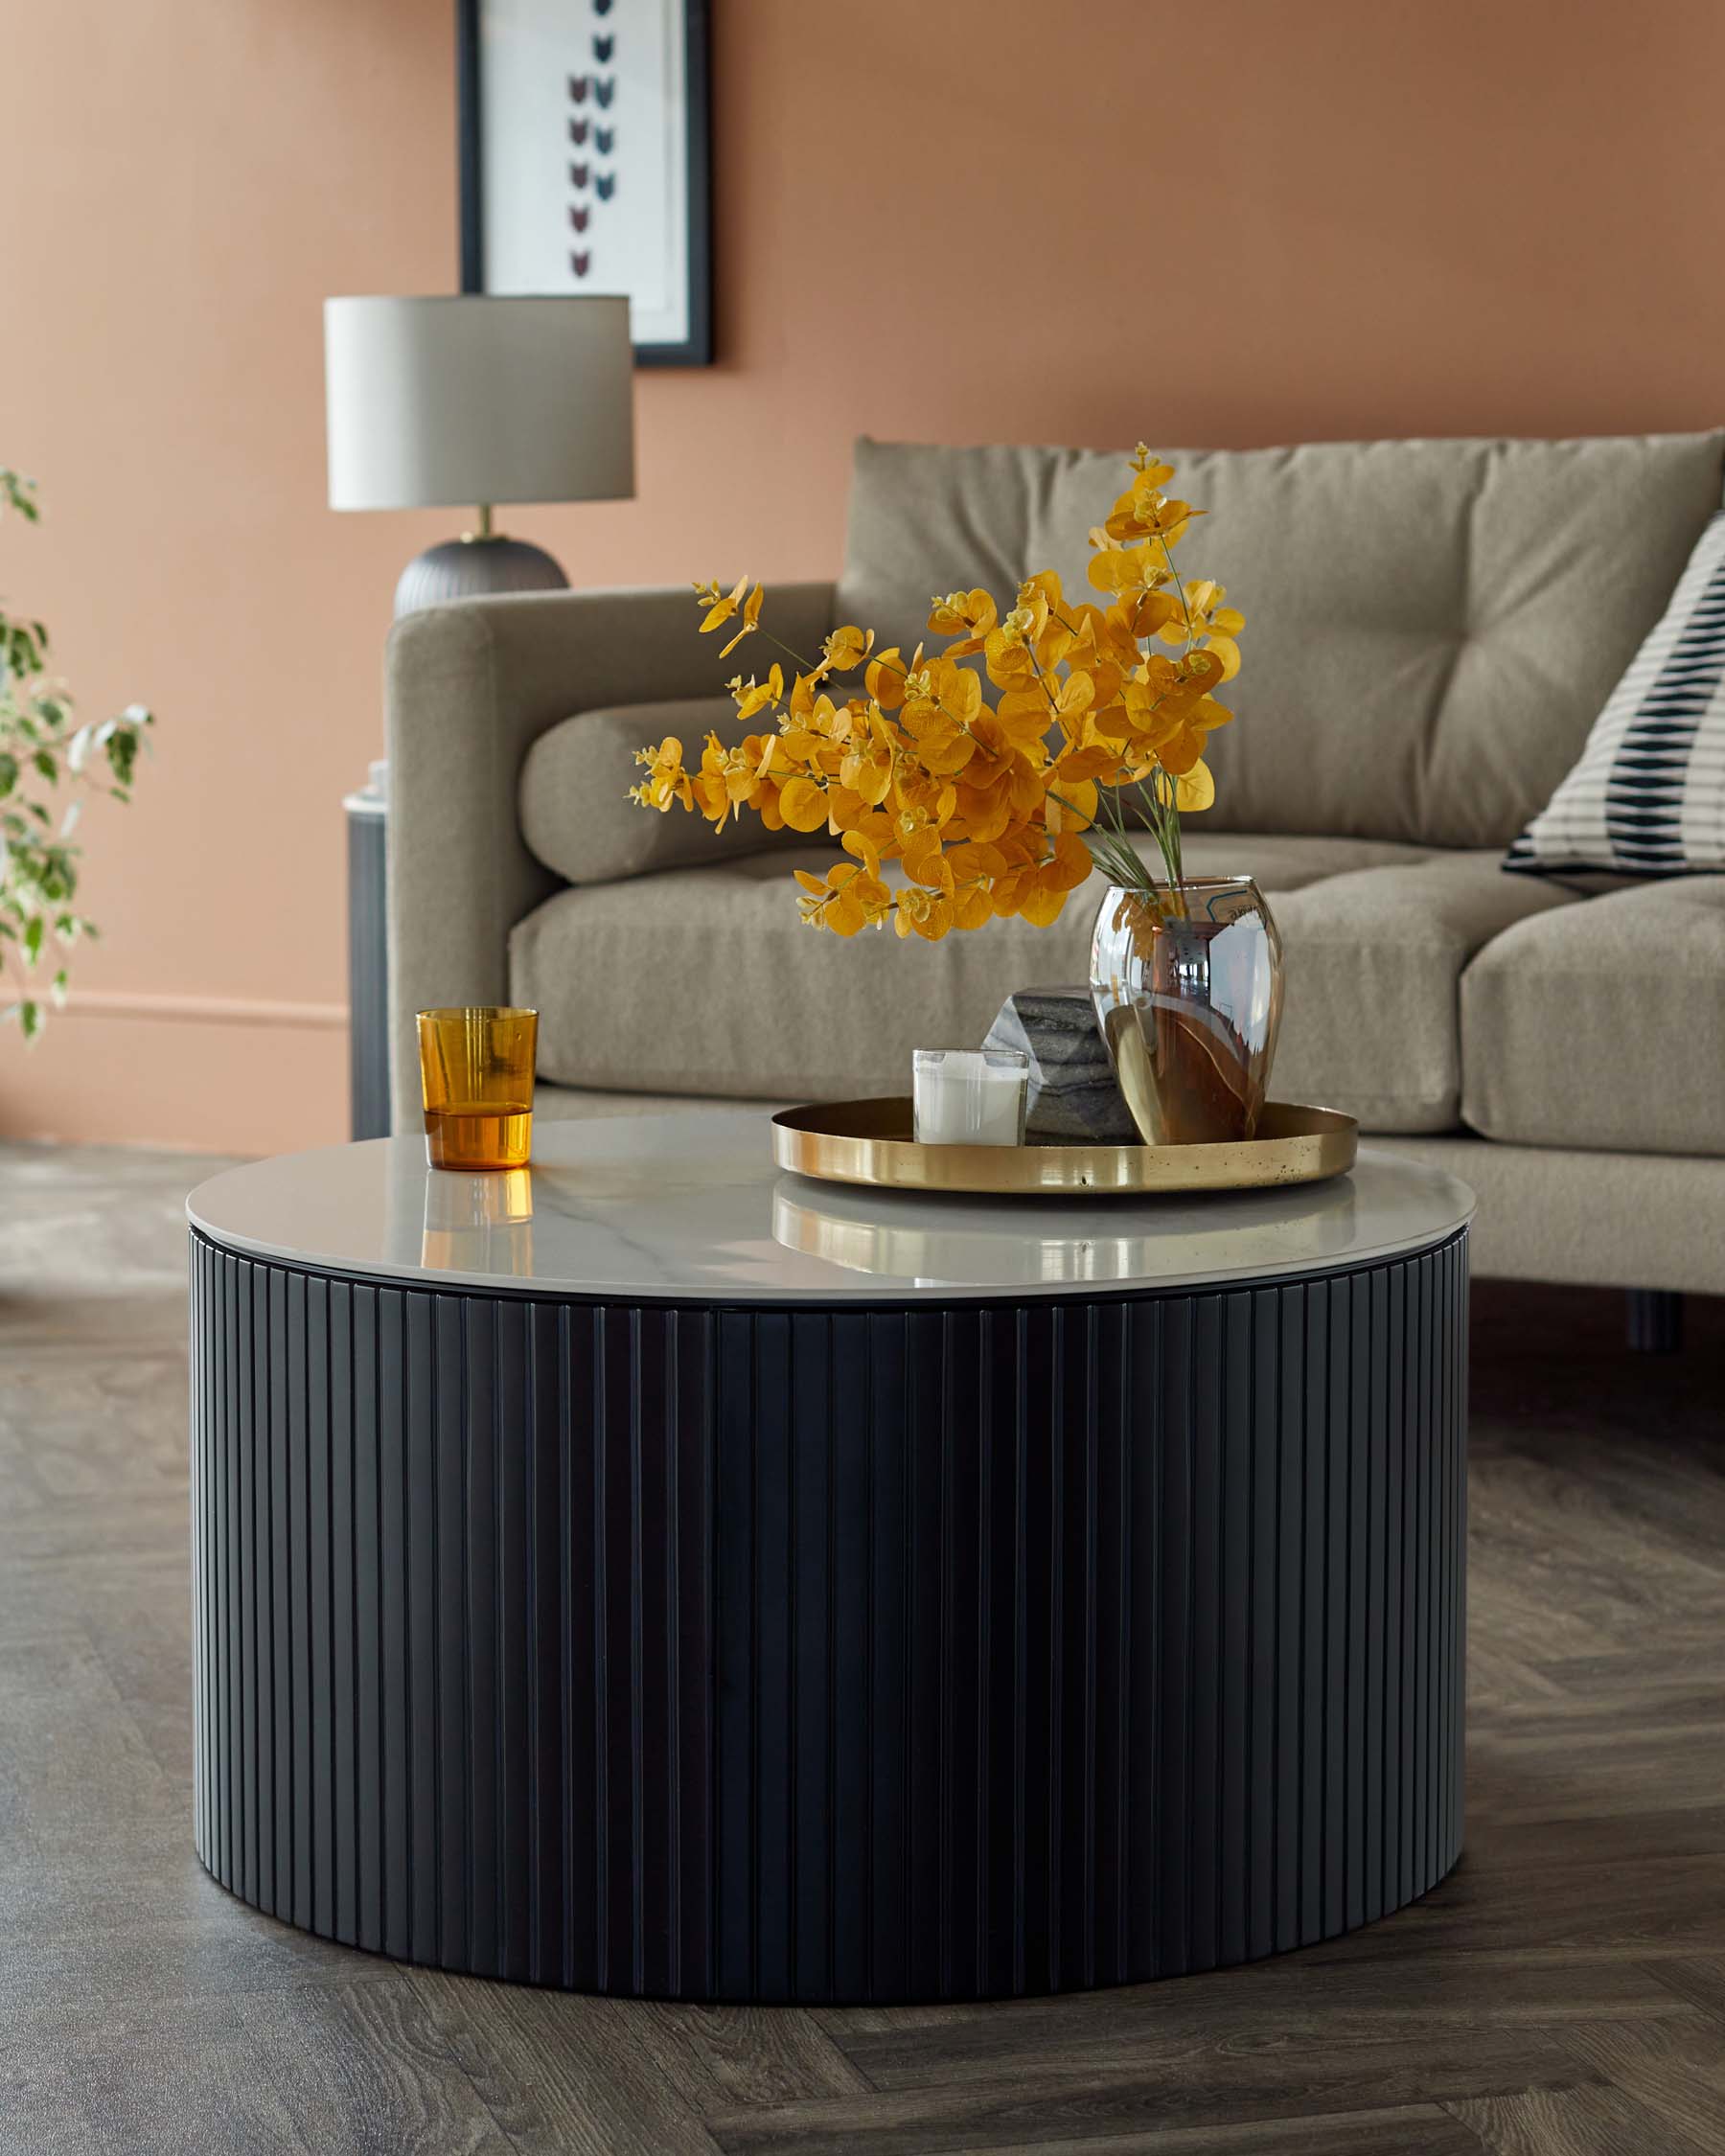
[456,0,713,369]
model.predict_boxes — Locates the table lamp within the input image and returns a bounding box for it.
[323,294,635,616]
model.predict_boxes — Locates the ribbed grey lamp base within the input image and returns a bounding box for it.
[393,536,569,616]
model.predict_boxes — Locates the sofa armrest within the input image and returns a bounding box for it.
[384,580,837,1131]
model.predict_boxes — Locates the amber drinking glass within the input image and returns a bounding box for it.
[416,1006,538,1170]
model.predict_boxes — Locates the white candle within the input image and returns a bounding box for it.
[913,1048,1029,1147]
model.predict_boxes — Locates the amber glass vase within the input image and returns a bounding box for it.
[416,1006,539,1170]
[1089,880,1283,1146]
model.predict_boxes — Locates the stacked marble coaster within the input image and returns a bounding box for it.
[982,986,1139,1143]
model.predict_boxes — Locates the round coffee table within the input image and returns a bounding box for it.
[186,1110,1471,2004]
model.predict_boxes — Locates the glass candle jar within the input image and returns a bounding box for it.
[912,1047,1030,1146]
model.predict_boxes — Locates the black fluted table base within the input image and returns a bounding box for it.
[189,1227,1467,2002]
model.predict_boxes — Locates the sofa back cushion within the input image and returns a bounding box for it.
[837,432,1725,847]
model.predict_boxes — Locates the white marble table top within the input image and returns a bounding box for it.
[188,1110,1474,1305]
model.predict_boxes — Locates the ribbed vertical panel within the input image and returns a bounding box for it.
[345,806,390,1142]
[190,1228,1468,2003]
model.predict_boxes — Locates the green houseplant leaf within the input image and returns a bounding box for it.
[0,470,154,1043]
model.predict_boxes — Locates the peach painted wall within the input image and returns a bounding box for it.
[3,0,1722,1153]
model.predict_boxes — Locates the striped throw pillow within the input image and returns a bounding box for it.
[1506,510,1725,878]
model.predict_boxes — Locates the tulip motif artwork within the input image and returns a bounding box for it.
[459,0,710,363]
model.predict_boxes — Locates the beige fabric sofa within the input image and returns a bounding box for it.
[386,432,1725,1298]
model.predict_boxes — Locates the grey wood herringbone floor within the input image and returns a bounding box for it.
[2,1138,1723,2155]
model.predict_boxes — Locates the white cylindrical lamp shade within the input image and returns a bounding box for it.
[324,295,634,512]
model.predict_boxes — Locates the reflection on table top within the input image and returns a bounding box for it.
[187,1108,1474,1304]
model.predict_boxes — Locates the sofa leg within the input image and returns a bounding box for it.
[1626,1289,1684,1353]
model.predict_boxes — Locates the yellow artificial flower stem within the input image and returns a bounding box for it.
[1023,647,1069,722]
[1157,534,1200,655]
[750,623,978,741]
[645,450,1243,941]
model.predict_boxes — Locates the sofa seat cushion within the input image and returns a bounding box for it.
[1461,878,1725,1155]
[1263,854,1574,1132]
[520,697,812,886]
[513,834,1567,1131]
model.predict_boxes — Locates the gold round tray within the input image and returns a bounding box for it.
[770,1098,1359,1197]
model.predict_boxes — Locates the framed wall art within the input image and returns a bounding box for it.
[457,0,712,367]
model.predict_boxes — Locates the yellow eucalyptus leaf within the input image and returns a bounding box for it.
[902,710,975,775]
[1049,830,1093,889]
[824,784,867,834]
[952,883,993,930]
[690,773,728,824]
[927,587,999,654]
[824,624,871,674]
[849,811,896,861]
[777,776,829,833]
[730,663,784,722]
[1056,747,1116,787]
[1155,730,1203,776]
[996,704,1052,753]
[1006,759,1045,816]
[1057,672,1094,719]
[1087,545,1159,596]
[1018,883,1070,929]
[943,666,982,724]
[1205,635,1242,681]
[841,828,885,880]
[698,574,749,635]
[954,787,1012,843]
[982,622,1035,670]
[842,751,893,807]
[865,649,907,709]
[826,886,865,936]
[947,840,1006,881]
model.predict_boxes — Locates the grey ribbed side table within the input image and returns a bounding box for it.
[186,1112,1472,2003]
